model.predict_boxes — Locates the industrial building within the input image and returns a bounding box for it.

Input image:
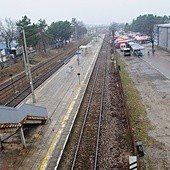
[155,23,170,50]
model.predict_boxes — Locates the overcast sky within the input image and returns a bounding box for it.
[0,0,169,25]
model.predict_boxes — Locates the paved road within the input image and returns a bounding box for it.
[143,43,170,80]
[17,36,104,170]
[120,44,170,169]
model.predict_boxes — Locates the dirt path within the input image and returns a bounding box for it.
[121,46,170,169]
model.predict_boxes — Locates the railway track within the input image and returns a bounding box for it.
[0,35,133,169]
[71,35,107,169]
[59,34,133,170]
[0,38,90,107]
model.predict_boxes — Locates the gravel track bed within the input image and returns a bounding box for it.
[59,35,133,170]
[97,63,132,169]
[73,37,107,170]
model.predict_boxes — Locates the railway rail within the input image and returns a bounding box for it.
[6,37,92,170]
[59,34,133,170]
[0,35,134,169]
[0,38,90,107]
[71,35,107,169]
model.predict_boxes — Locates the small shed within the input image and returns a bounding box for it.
[79,44,92,55]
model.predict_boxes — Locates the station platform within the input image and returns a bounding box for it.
[18,36,104,169]
[0,104,48,133]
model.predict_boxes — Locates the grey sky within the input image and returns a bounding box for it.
[0,0,169,25]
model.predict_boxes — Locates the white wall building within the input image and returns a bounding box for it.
[155,24,170,50]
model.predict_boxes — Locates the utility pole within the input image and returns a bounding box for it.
[72,18,79,52]
[22,45,29,80]
[23,29,36,103]
[112,30,116,54]
[72,18,80,65]
[75,23,80,62]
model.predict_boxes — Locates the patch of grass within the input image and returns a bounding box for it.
[116,52,166,169]
[29,55,46,64]
[0,62,25,83]
[116,53,150,144]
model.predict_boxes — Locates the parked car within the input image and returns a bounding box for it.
[134,50,143,56]
[124,48,131,56]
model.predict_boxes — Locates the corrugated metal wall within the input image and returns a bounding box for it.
[158,26,170,50]
[168,28,170,50]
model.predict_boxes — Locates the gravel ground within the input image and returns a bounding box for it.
[97,60,133,170]
[59,36,133,170]
[121,44,170,170]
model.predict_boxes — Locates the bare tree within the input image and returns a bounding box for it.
[0,18,17,48]
[71,18,87,39]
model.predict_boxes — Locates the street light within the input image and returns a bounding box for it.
[22,29,36,103]
[77,73,81,85]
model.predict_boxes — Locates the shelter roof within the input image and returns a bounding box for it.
[157,24,170,28]
[79,44,92,49]
[135,35,149,41]
[0,103,48,124]
[131,43,145,50]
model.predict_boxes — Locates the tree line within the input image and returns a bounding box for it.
[124,14,170,36]
[0,16,87,54]
[109,14,170,49]
[126,14,170,49]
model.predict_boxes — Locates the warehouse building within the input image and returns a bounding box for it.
[155,24,170,50]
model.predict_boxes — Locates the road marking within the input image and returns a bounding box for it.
[39,87,81,170]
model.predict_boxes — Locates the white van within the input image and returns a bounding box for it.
[120,43,126,52]
[124,48,131,56]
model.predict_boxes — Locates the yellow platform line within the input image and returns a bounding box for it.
[39,87,81,170]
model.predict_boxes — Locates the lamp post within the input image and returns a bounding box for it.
[22,29,36,103]
[77,73,81,85]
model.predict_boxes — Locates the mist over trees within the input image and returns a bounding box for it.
[16,16,40,48]
[109,22,125,33]
[124,14,170,36]
[124,14,170,49]
[0,16,87,54]
[108,15,170,52]
[47,20,74,44]
[109,14,170,38]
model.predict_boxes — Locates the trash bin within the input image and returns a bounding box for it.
[136,141,144,157]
